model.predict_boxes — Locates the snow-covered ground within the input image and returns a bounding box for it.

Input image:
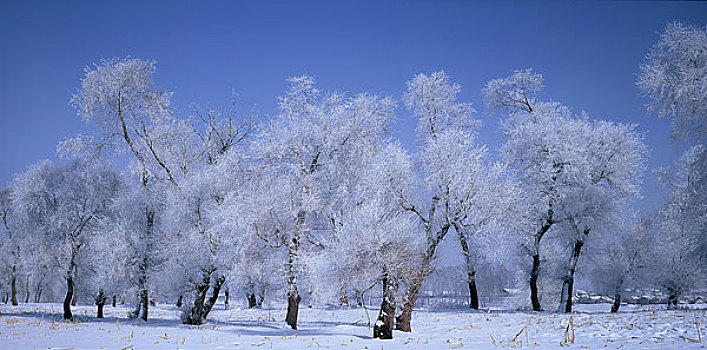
[0,303,705,349]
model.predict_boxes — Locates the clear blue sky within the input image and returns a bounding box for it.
[2,0,706,212]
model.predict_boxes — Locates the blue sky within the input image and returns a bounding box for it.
[1,0,707,212]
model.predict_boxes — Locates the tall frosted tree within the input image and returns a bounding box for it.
[638,22,707,275]
[393,71,501,331]
[252,76,395,330]
[11,159,122,319]
[485,69,647,312]
[638,22,707,144]
[589,214,652,312]
[0,188,20,306]
[323,142,421,339]
[70,58,180,321]
[651,146,706,308]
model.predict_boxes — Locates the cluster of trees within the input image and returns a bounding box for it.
[0,22,705,339]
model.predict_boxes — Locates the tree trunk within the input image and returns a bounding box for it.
[468,279,479,310]
[63,276,74,320]
[95,290,107,319]
[135,209,154,322]
[34,289,43,303]
[24,279,30,304]
[667,291,678,310]
[559,238,585,313]
[203,275,225,319]
[256,291,265,308]
[529,214,554,312]
[183,277,210,325]
[373,269,396,340]
[455,223,479,310]
[559,275,574,313]
[10,254,17,306]
[355,291,363,307]
[224,290,229,310]
[396,275,423,332]
[529,254,542,311]
[397,225,450,332]
[339,288,349,307]
[112,295,116,308]
[611,291,622,313]
[247,294,257,308]
[286,290,301,330]
[139,288,149,321]
[610,279,623,313]
[285,212,304,330]
[176,295,183,308]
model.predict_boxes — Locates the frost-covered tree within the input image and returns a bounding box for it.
[392,71,496,331]
[321,142,421,339]
[70,57,203,321]
[485,69,647,312]
[0,188,19,306]
[649,146,706,308]
[638,22,707,273]
[638,22,707,144]
[164,148,251,325]
[334,198,420,339]
[589,214,652,312]
[11,159,122,319]
[452,162,523,310]
[251,76,395,329]
[553,120,646,313]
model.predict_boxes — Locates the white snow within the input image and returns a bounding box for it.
[1,303,705,349]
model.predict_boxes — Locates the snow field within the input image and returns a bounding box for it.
[0,303,705,349]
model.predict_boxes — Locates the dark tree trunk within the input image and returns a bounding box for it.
[135,209,154,322]
[24,279,30,303]
[285,218,303,330]
[247,294,257,308]
[373,269,396,340]
[224,290,229,309]
[455,223,479,310]
[34,289,43,303]
[611,291,622,313]
[339,291,349,307]
[468,279,479,310]
[397,225,450,332]
[95,289,107,318]
[285,291,301,330]
[529,254,542,311]
[395,276,423,332]
[112,295,116,308]
[202,275,225,319]
[257,292,264,308]
[667,292,678,310]
[559,237,585,313]
[63,276,74,320]
[10,258,17,306]
[560,276,575,313]
[183,280,210,325]
[97,303,105,318]
[529,215,554,312]
[139,288,149,321]
[176,295,183,308]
